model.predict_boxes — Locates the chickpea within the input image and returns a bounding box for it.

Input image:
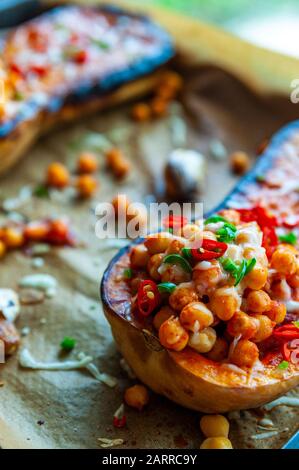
[124,384,149,411]
[271,247,297,275]
[0,319,20,355]
[200,437,233,449]
[200,414,229,438]
[243,246,268,265]
[147,254,164,281]
[76,174,97,198]
[159,316,189,351]
[165,238,186,255]
[192,260,223,296]
[131,102,151,122]
[229,339,259,368]
[180,302,214,332]
[77,151,98,174]
[159,71,183,94]
[2,227,25,248]
[130,244,150,269]
[169,282,198,311]
[251,314,274,342]
[246,290,271,313]
[0,240,6,258]
[244,265,268,290]
[230,151,250,175]
[46,162,70,188]
[188,327,216,353]
[151,97,168,117]
[24,221,49,241]
[209,287,240,321]
[266,300,286,324]
[161,263,191,284]
[227,311,258,340]
[206,337,229,362]
[144,232,173,255]
[219,209,240,225]
[180,224,201,239]
[153,306,175,330]
[106,148,131,179]
[202,230,217,241]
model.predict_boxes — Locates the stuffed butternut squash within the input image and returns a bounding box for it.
[101,122,299,413]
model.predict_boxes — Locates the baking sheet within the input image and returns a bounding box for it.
[0,1,299,449]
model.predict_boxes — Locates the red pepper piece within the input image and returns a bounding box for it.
[29,65,48,77]
[282,215,299,229]
[262,350,282,366]
[272,330,299,341]
[237,205,278,229]
[162,215,188,230]
[274,323,299,333]
[74,50,88,64]
[45,219,72,246]
[137,280,160,317]
[262,225,278,258]
[190,239,227,261]
[9,63,24,78]
[113,415,127,428]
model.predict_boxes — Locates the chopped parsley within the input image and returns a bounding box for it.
[277,360,289,370]
[279,232,297,246]
[33,185,50,198]
[220,257,256,286]
[204,215,227,225]
[123,268,133,279]
[60,336,76,352]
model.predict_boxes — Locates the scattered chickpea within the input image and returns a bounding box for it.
[229,339,259,368]
[188,327,216,353]
[147,253,164,281]
[200,414,229,438]
[244,265,268,290]
[180,302,214,332]
[266,300,286,324]
[206,337,229,362]
[144,232,173,255]
[209,287,240,321]
[161,263,191,284]
[2,227,25,248]
[200,437,233,449]
[76,174,97,198]
[230,151,250,175]
[130,244,150,269]
[0,240,6,258]
[46,162,70,188]
[271,247,297,275]
[77,151,98,174]
[165,238,186,255]
[124,384,149,411]
[153,306,175,330]
[159,316,189,351]
[227,311,258,340]
[106,148,131,179]
[246,290,271,313]
[131,102,151,122]
[251,314,274,342]
[192,261,223,296]
[169,283,198,311]
[151,97,168,117]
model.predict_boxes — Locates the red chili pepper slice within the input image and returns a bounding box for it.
[74,50,88,64]
[190,239,227,261]
[137,280,160,317]
[272,330,299,341]
[262,225,278,258]
[282,215,299,229]
[9,63,24,78]
[29,65,48,77]
[237,205,278,228]
[162,215,188,230]
[274,323,299,333]
[113,416,127,428]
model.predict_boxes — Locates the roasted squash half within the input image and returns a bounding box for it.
[0,4,174,174]
[101,120,299,413]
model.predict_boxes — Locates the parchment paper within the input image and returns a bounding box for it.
[0,2,299,450]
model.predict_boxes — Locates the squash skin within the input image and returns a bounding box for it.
[101,122,299,413]
[0,5,174,174]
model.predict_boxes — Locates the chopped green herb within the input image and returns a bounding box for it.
[216,224,237,243]
[204,215,227,225]
[167,227,173,234]
[60,336,76,351]
[123,268,133,279]
[163,254,192,273]
[181,247,192,260]
[33,185,50,198]
[277,360,289,370]
[279,232,297,246]
[234,259,247,286]
[220,257,256,286]
[91,38,110,50]
[245,258,257,276]
[292,321,299,329]
[157,282,176,294]
[220,257,238,274]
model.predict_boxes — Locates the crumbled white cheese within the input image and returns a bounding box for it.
[18,274,57,297]
[77,352,117,387]
[19,348,93,370]
[97,438,124,448]
[0,288,20,322]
